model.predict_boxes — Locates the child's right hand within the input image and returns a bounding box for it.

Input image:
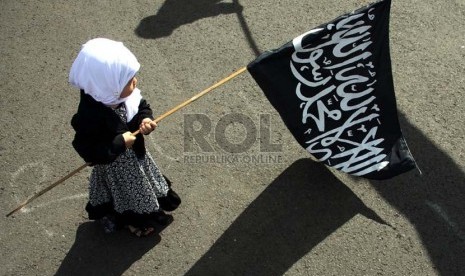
[122,131,136,148]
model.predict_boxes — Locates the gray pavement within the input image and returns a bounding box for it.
[1,0,464,275]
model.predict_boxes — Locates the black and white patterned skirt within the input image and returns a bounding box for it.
[85,149,174,228]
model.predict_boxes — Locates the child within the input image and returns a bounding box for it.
[69,38,181,237]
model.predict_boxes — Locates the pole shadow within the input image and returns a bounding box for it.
[185,159,389,276]
[232,0,261,57]
[135,0,243,39]
[55,221,167,276]
[369,112,465,275]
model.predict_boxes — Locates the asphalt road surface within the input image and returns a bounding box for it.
[1,0,464,275]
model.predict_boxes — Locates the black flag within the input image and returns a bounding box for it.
[247,0,416,180]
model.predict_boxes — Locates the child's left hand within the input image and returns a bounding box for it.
[140,118,157,135]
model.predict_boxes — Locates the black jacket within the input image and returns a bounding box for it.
[71,90,154,164]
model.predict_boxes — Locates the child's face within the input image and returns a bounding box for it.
[120,77,138,99]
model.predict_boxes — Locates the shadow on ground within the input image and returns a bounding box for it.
[186,112,465,275]
[370,113,465,275]
[135,0,243,39]
[55,222,165,276]
[186,158,389,275]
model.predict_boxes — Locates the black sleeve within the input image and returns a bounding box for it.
[137,98,154,125]
[126,98,155,134]
[71,114,127,165]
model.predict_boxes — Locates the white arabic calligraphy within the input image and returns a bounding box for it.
[291,7,388,176]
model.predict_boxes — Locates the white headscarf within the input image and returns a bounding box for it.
[69,38,142,121]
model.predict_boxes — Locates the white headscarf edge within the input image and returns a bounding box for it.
[69,38,142,121]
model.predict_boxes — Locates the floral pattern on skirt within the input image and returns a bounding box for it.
[88,149,170,214]
[87,103,169,217]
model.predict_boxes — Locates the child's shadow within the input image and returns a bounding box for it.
[135,0,243,39]
[185,159,388,275]
[55,222,167,276]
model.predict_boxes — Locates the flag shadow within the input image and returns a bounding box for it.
[55,221,167,276]
[185,158,388,276]
[135,0,243,39]
[369,113,465,275]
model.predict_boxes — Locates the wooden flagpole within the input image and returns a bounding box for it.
[132,67,247,135]
[6,163,90,217]
[6,66,248,217]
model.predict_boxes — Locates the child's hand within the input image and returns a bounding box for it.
[122,131,136,148]
[140,118,157,135]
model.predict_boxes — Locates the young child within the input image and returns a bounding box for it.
[69,38,181,237]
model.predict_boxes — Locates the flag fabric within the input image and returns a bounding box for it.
[247,0,416,180]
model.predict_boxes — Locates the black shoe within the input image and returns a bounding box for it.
[152,211,173,226]
[158,189,181,212]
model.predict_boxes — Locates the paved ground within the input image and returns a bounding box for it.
[1,0,464,275]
